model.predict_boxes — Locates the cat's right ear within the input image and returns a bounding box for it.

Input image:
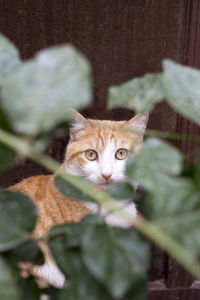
[70,109,90,141]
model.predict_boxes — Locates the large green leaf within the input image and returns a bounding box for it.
[0,144,16,173]
[58,250,112,300]
[107,73,164,112]
[81,222,150,298]
[0,255,21,300]
[127,138,200,255]
[49,224,113,300]
[1,45,92,134]
[49,217,149,300]
[145,176,200,256]
[0,33,21,85]
[0,190,37,252]
[162,59,200,126]
[126,138,183,190]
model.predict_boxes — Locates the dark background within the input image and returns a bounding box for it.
[1,0,200,298]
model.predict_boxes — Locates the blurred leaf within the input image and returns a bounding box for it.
[0,255,21,300]
[0,33,21,85]
[127,138,183,190]
[108,73,164,113]
[19,277,41,300]
[1,45,92,134]
[123,277,147,300]
[49,225,112,300]
[0,144,16,173]
[0,107,11,131]
[58,250,112,300]
[49,223,82,254]
[5,239,44,267]
[146,177,199,219]
[0,190,37,252]
[49,216,149,299]
[162,59,200,126]
[55,176,96,202]
[126,137,200,255]
[81,222,150,298]
[147,177,200,255]
[107,182,134,200]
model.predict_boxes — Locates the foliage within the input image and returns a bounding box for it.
[1,33,200,299]
[1,43,92,135]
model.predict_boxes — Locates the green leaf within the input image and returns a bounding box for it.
[128,138,200,256]
[127,138,183,190]
[0,33,21,85]
[0,107,11,131]
[106,182,134,200]
[1,45,92,134]
[58,249,112,300]
[55,176,95,202]
[0,144,16,173]
[108,73,164,112]
[162,59,200,126]
[0,190,37,252]
[146,176,200,255]
[0,255,21,300]
[81,221,150,298]
[49,217,149,299]
[5,239,44,267]
[49,224,113,300]
[19,277,41,300]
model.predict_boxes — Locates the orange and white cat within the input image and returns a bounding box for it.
[10,110,148,288]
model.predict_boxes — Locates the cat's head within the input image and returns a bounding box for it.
[65,110,148,189]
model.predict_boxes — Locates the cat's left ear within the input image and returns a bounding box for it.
[70,109,91,141]
[123,113,149,137]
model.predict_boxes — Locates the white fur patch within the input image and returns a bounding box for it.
[84,200,137,228]
[37,262,66,289]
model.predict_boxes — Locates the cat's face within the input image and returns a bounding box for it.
[65,110,148,189]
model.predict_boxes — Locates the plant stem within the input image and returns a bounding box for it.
[1,128,200,279]
[145,129,200,142]
[133,215,200,279]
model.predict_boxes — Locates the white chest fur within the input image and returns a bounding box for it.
[84,200,137,228]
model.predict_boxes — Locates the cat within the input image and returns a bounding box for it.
[9,109,148,289]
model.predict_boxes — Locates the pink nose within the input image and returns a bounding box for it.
[101,173,112,181]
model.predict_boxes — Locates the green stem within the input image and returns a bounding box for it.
[145,129,200,142]
[0,128,200,279]
[134,215,200,279]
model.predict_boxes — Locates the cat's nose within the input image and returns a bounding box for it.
[101,173,112,182]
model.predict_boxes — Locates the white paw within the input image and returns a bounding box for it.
[105,201,137,228]
[37,262,66,289]
[84,200,137,228]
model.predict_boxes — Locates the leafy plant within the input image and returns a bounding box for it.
[1,33,200,299]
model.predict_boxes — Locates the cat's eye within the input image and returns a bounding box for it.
[85,149,98,161]
[115,148,128,160]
